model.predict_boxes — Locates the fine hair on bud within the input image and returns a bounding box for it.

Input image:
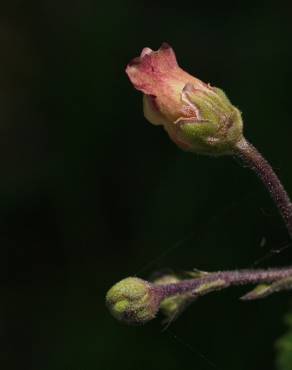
[106,277,162,325]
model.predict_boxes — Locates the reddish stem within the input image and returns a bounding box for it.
[157,267,292,299]
[234,137,292,239]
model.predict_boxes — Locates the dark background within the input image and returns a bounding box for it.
[1,1,292,369]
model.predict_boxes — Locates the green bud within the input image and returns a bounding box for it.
[241,276,292,300]
[192,278,226,294]
[240,284,270,300]
[106,277,161,325]
[186,269,210,279]
[177,84,243,156]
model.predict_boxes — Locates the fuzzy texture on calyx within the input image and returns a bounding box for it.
[106,277,162,325]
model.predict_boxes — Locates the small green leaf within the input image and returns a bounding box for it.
[276,309,292,370]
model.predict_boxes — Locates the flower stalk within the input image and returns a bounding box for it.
[125,43,292,237]
[234,137,292,239]
[158,267,292,299]
[105,43,292,326]
[106,267,292,325]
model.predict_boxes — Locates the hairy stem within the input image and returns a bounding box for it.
[157,267,292,300]
[234,137,292,239]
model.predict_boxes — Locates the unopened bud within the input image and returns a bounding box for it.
[106,277,162,325]
[126,43,243,156]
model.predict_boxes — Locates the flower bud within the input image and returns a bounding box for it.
[106,277,162,325]
[126,43,243,156]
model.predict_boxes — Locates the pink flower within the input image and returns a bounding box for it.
[126,43,243,156]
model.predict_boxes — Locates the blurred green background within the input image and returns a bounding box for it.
[1,1,292,369]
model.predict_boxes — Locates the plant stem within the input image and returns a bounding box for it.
[234,137,292,239]
[158,267,292,299]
